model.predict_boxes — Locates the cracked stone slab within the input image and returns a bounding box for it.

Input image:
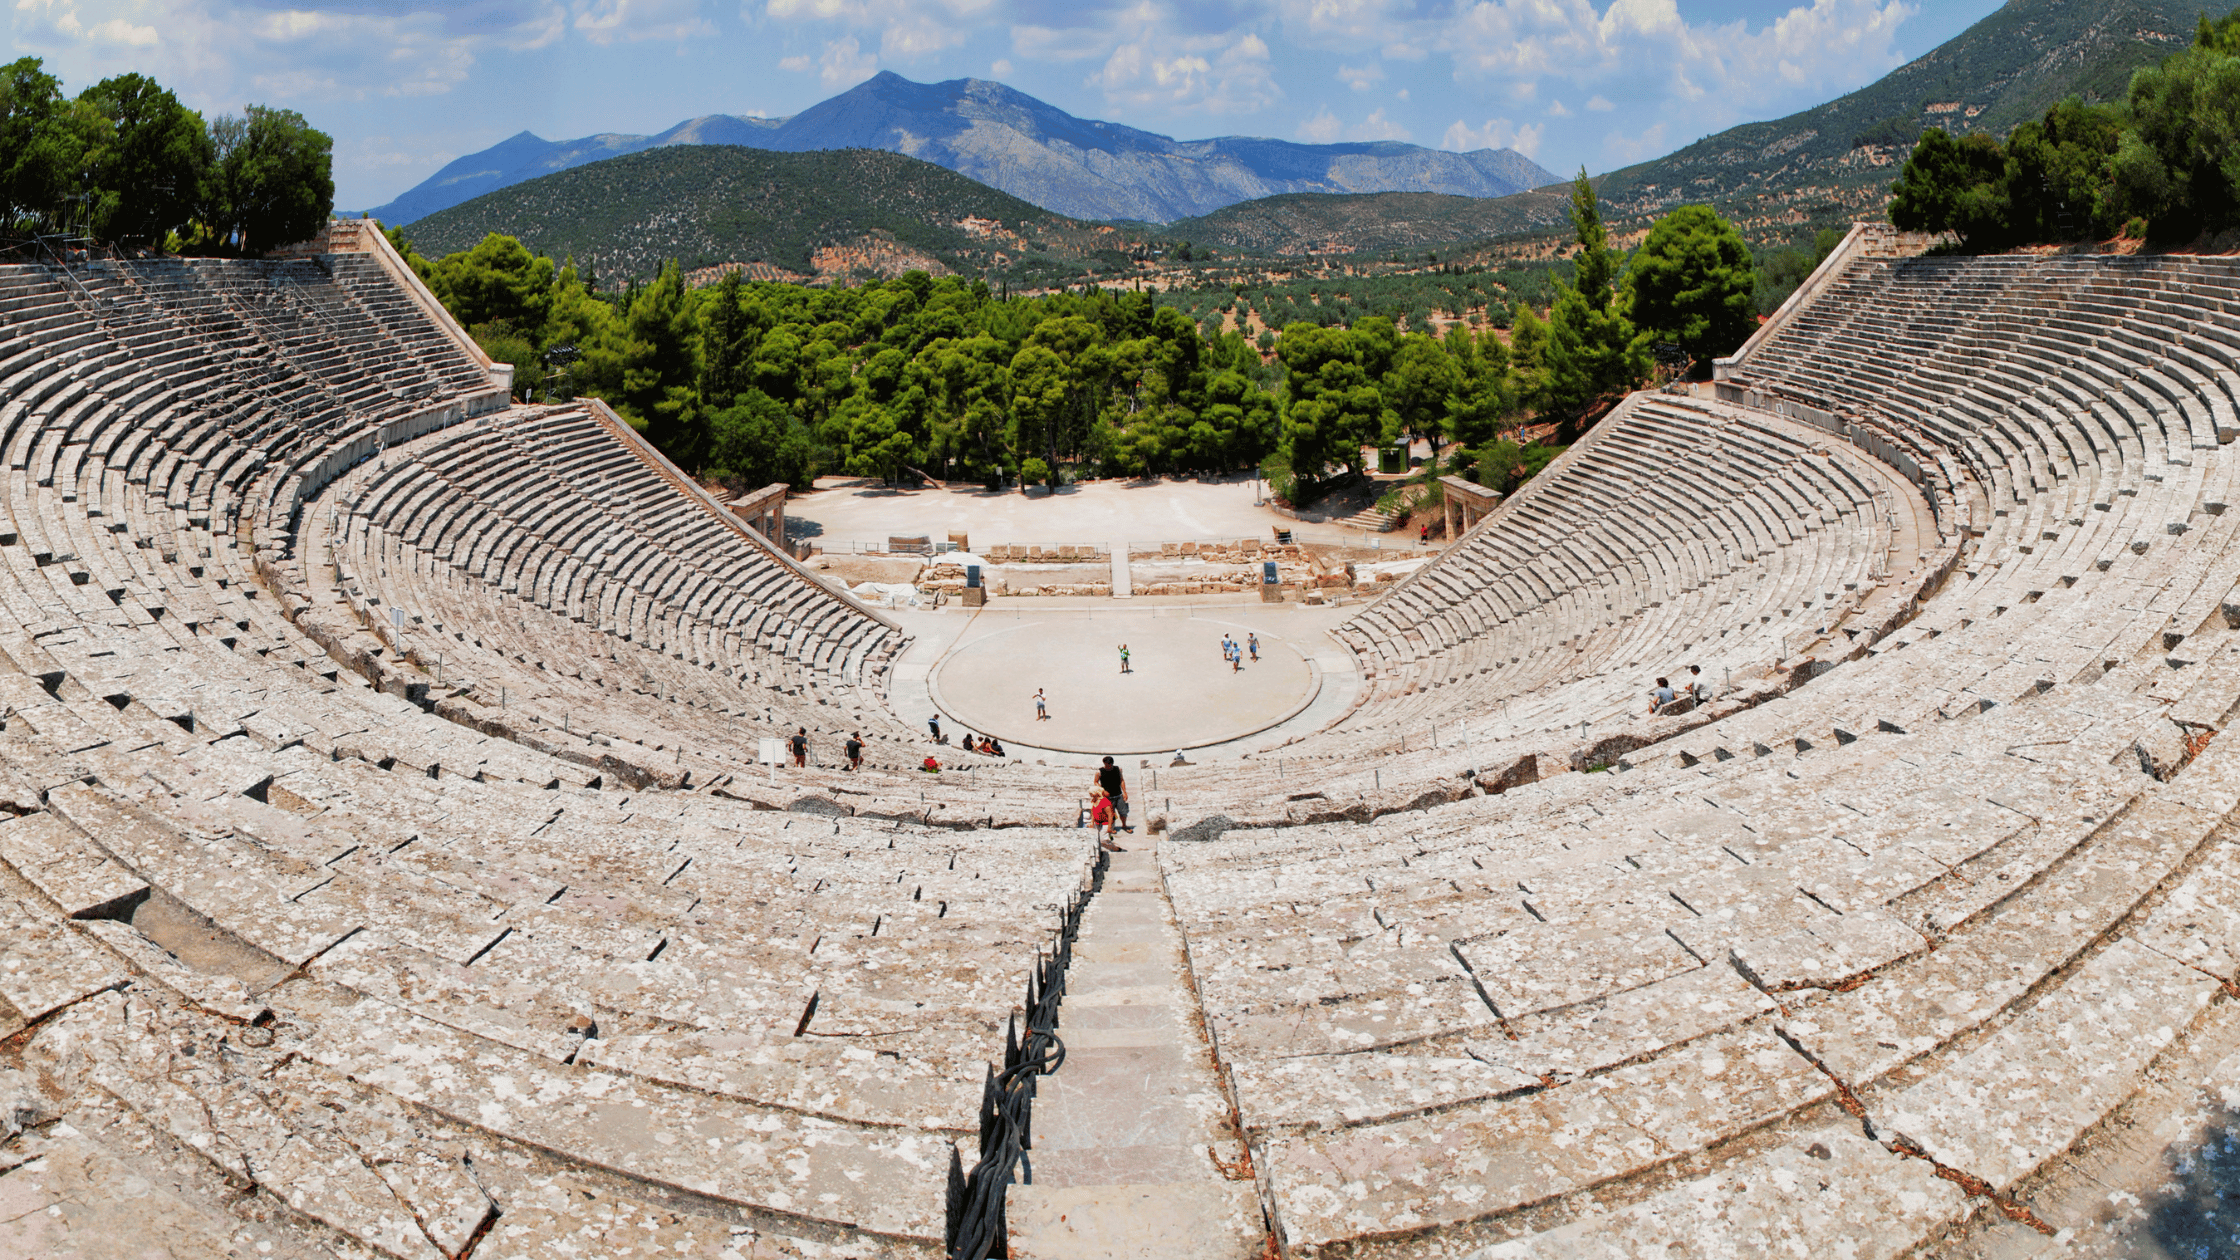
[1731,904,1928,992]
[1234,1051,1540,1134]
[1492,961,1777,1081]
[308,991,955,1240]
[1880,936,2219,1192]
[0,888,123,1024]
[1261,1026,1827,1250]
[1463,1127,1970,1260]
[2126,836,2240,981]
[0,810,145,918]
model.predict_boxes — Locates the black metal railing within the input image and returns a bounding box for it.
[945,861,1100,1260]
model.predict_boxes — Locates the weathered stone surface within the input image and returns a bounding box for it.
[0,889,121,1024]
[1262,1027,1827,1249]
[1880,937,2218,1191]
[1009,1183,1265,1260]
[2127,836,2240,981]
[1464,1128,1969,1259]
[1731,904,1927,992]
[1492,964,1776,1081]
[0,811,145,918]
[310,992,955,1239]
[1235,1051,1539,1133]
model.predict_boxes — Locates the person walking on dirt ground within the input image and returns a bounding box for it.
[1222,633,1235,661]
[1247,633,1260,663]
[790,727,809,768]
[1119,643,1131,674]
[1097,756,1133,834]
[845,731,862,772]
[1035,688,1049,720]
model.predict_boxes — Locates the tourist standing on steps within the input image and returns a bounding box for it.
[1247,632,1260,662]
[789,727,808,768]
[1119,643,1131,673]
[844,731,862,772]
[1097,756,1132,833]
[1035,689,1049,720]
[928,714,942,743]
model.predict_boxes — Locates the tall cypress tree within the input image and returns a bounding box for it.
[1541,169,1647,420]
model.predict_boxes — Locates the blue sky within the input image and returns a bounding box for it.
[8,0,2005,212]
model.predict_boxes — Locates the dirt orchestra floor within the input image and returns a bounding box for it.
[928,606,1320,755]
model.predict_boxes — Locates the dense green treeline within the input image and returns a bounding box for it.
[391,179,1759,502]
[0,58,333,253]
[1891,7,2240,247]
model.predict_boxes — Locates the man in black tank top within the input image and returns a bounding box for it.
[1096,756,1131,832]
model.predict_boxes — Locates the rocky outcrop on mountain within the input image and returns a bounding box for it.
[757,73,1558,223]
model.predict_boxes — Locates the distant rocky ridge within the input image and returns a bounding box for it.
[366,72,1558,227]
[367,115,787,227]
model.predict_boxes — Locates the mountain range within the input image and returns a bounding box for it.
[400,146,1130,288]
[366,71,1560,227]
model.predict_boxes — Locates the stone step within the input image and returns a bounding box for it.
[1009,1182,1263,1260]
[1111,541,1132,598]
[1018,838,1259,1250]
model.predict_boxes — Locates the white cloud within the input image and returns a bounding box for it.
[10,0,520,103]
[1585,94,1613,111]
[1092,26,1277,115]
[1337,62,1381,91]
[1011,22,1111,62]
[1443,0,1915,122]
[1443,116,1542,158]
[1603,120,1668,161]
[991,56,1011,76]
[85,15,160,45]
[812,33,877,85]
[779,52,812,70]
[573,0,714,45]
[764,0,992,63]
[1296,105,1340,142]
[1350,106,1407,141]
[1546,98,1570,117]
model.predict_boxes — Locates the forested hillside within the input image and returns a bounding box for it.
[1591,0,2198,237]
[1890,5,2240,247]
[403,145,1146,289]
[391,176,1759,513]
[1161,190,1576,257]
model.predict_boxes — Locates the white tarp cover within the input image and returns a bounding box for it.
[851,581,924,608]
[1357,556,1433,579]
[933,552,989,569]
